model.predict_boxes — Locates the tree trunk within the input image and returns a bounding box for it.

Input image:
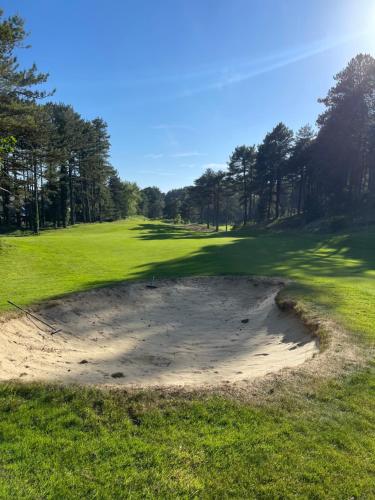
[215,190,219,232]
[33,158,40,235]
[60,164,68,227]
[275,166,282,219]
[267,181,273,220]
[243,168,248,225]
[69,159,76,225]
[297,168,305,215]
[1,159,10,225]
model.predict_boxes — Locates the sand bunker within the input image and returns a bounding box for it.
[0,277,319,387]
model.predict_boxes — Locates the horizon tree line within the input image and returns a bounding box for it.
[1,7,375,232]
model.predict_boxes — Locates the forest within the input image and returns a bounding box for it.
[1,9,375,232]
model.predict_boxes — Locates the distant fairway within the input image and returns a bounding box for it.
[0,219,374,498]
[1,217,375,339]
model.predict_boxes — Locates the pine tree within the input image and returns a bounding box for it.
[227,145,257,225]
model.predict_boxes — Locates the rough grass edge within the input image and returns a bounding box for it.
[275,288,330,351]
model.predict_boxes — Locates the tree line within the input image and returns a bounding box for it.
[0,9,141,233]
[155,53,375,229]
[1,7,375,233]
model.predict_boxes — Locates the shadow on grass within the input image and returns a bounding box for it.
[4,221,374,383]
[131,224,375,279]
[24,222,374,309]
[131,223,233,240]
[22,221,374,328]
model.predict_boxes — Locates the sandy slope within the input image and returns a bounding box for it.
[0,277,318,387]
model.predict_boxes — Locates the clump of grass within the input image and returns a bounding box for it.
[276,289,331,351]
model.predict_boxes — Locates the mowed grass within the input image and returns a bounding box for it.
[1,218,375,338]
[0,372,374,499]
[1,218,375,498]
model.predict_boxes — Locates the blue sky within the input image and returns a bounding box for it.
[3,0,375,191]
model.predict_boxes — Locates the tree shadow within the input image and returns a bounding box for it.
[25,222,374,308]
[131,229,374,280]
[131,222,233,240]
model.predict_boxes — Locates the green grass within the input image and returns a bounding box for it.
[1,218,375,338]
[0,370,374,499]
[1,218,375,498]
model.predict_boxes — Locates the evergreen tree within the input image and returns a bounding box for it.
[316,54,375,214]
[140,187,165,218]
[257,123,293,220]
[288,125,316,216]
[227,145,257,224]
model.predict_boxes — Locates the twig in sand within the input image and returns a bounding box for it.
[7,300,61,335]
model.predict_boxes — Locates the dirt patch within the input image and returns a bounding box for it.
[0,277,320,387]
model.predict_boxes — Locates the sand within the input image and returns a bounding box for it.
[0,277,319,387]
